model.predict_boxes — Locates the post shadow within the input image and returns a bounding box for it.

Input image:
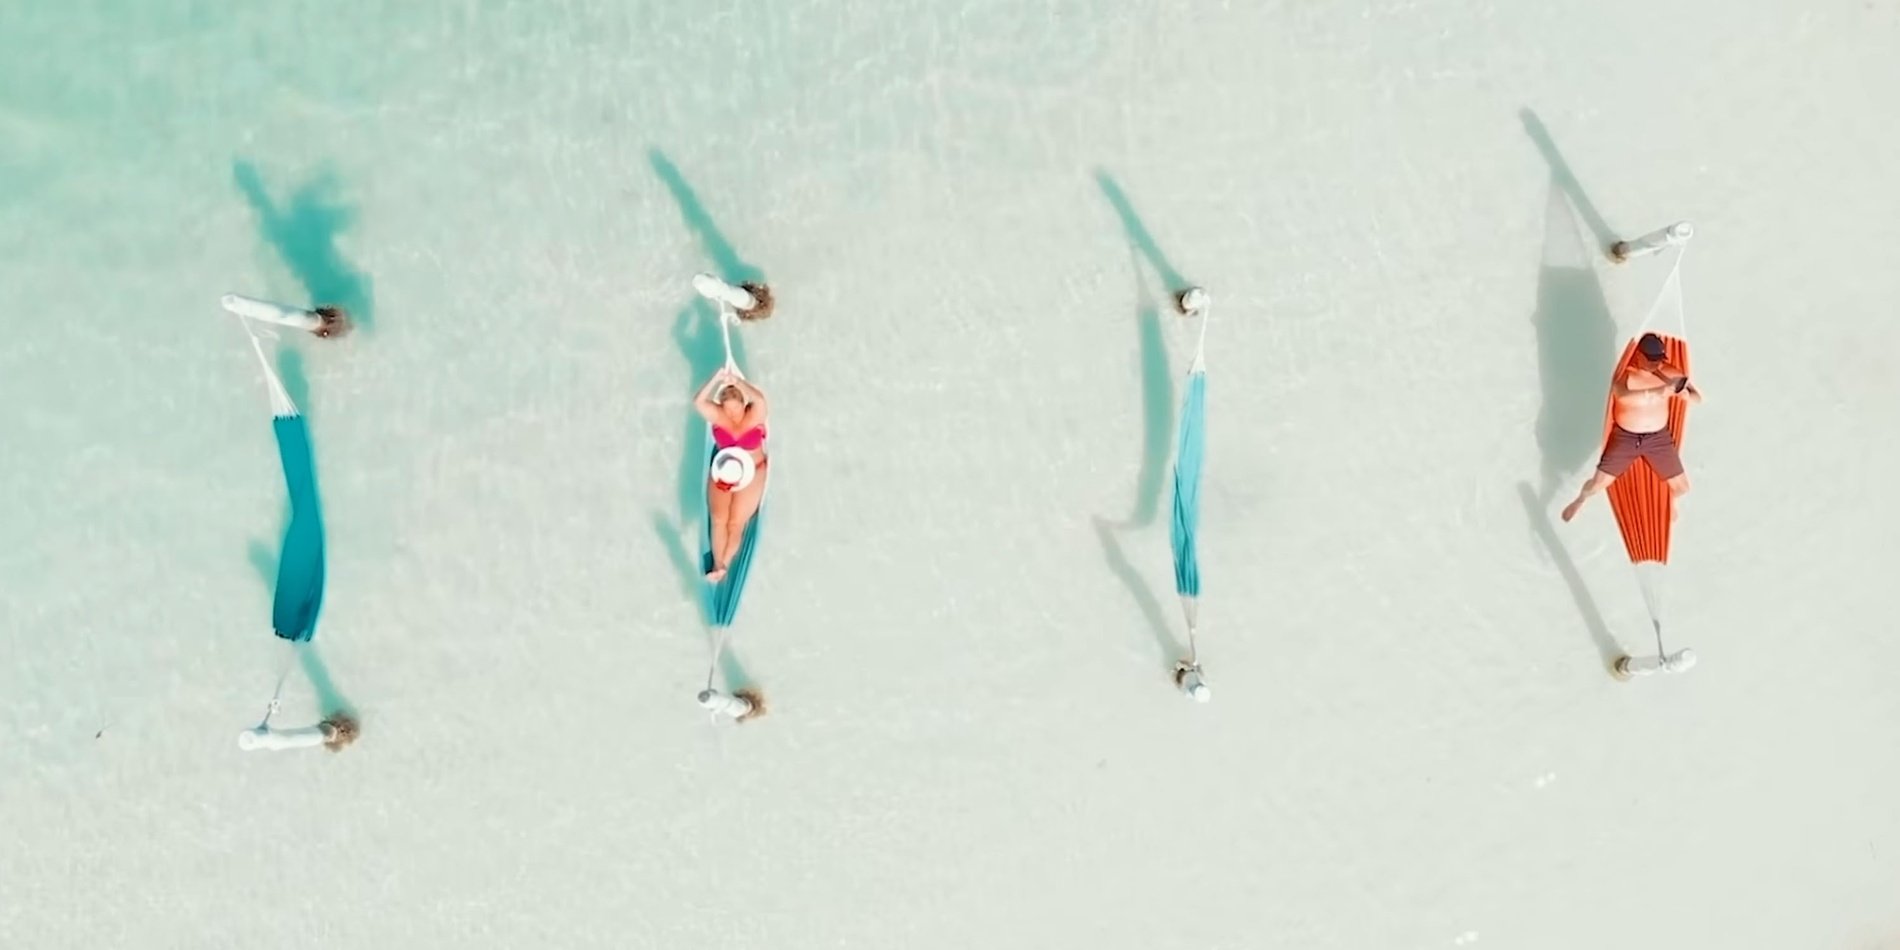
[1518,109,1617,250]
[1095,170,1191,294]
[232,159,376,333]
[1517,483,1624,671]
[648,149,766,285]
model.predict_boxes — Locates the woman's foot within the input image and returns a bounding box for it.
[705,568,727,583]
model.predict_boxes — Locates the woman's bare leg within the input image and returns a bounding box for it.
[721,468,767,562]
[707,484,735,580]
[1561,470,1616,522]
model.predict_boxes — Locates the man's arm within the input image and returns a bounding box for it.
[1654,368,1704,406]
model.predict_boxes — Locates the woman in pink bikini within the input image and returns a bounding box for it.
[694,367,770,582]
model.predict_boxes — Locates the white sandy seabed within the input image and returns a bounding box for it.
[2,2,1898,948]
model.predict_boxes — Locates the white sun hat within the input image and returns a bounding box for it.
[710,447,757,491]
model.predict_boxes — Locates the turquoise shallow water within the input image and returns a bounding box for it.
[5,3,1900,948]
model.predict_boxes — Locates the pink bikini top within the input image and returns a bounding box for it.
[713,425,766,451]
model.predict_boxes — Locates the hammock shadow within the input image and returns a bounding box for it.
[232,159,376,334]
[247,540,277,588]
[1529,179,1618,499]
[1091,174,1195,669]
[1516,482,1624,672]
[1095,169,1191,295]
[649,148,766,286]
[651,148,767,693]
[1093,517,1188,667]
[1115,254,1176,530]
[650,512,753,690]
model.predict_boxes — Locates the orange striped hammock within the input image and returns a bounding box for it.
[1601,334,1691,565]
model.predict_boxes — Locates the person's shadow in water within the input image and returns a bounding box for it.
[245,348,356,719]
[232,160,376,334]
[1092,171,1191,667]
[1517,109,1626,670]
[647,149,761,693]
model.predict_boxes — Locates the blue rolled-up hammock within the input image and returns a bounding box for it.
[1169,300,1211,663]
[234,330,327,644]
[1170,370,1205,603]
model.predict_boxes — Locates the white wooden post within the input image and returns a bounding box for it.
[698,688,758,720]
[692,274,759,312]
[1615,649,1698,678]
[1610,222,1693,263]
[237,724,329,751]
[222,293,322,332]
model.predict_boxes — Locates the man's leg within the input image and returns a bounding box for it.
[1564,427,1637,521]
[1561,469,1616,522]
[1652,435,1689,520]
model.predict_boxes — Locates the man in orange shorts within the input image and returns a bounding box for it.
[1562,333,1703,522]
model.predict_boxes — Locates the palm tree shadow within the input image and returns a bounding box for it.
[232,159,376,333]
[1530,180,1618,499]
[648,149,765,286]
[1517,483,1624,673]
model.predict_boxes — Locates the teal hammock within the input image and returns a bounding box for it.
[702,429,768,628]
[270,412,326,642]
[1169,295,1211,664]
[1169,369,1205,602]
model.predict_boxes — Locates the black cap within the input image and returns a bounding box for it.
[1638,333,1666,361]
